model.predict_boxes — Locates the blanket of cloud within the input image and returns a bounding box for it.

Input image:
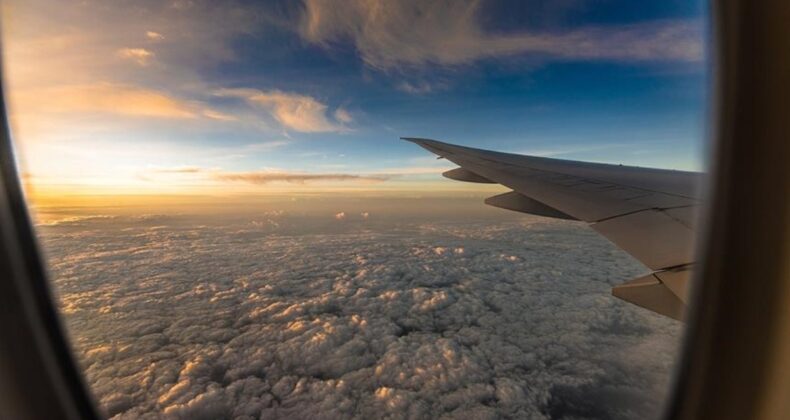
[36,200,682,419]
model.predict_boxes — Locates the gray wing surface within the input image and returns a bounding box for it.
[405,137,703,321]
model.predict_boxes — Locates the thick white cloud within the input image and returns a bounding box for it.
[299,0,703,70]
[40,209,682,419]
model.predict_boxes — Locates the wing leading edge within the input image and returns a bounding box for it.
[405,137,702,321]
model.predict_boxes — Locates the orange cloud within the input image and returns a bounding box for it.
[216,88,350,133]
[146,31,165,41]
[214,170,388,184]
[201,109,239,121]
[140,165,390,185]
[15,83,198,119]
[117,47,154,66]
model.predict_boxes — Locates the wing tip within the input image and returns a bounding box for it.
[401,137,438,144]
[402,137,448,156]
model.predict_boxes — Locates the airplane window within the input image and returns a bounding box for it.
[2,0,708,418]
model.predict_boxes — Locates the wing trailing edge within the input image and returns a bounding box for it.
[485,191,578,220]
[612,267,692,321]
[442,168,495,183]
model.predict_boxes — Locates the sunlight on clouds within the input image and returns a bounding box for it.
[148,166,206,174]
[300,0,703,70]
[397,81,442,95]
[141,165,390,185]
[334,108,353,124]
[18,133,442,199]
[2,1,259,89]
[1,0,705,198]
[37,211,681,418]
[201,109,239,122]
[145,31,165,41]
[2,3,266,136]
[217,88,351,133]
[1,0,277,195]
[14,83,198,119]
[214,170,387,184]
[116,47,154,66]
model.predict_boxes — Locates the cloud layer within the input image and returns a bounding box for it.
[299,0,703,70]
[40,209,682,419]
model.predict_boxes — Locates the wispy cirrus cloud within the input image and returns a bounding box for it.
[396,81,445,95]
[4,0,266,91]
[145,31,165,42]
[140,162,471,188]
[116,47,154,66]
[216,88,352,133]
[12,82,236,120]
[148,166,206,174]
[299,0,703,70]
[142,165,389,185]
[214,171,388,184]
[3,0,272,150]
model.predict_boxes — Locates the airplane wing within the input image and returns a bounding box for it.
[405,137,703,321]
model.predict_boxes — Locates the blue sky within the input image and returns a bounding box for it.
[4,0,709,195]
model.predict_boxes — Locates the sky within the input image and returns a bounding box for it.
[2,0,709,200]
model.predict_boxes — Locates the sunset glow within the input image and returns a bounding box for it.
[3,0,706,205]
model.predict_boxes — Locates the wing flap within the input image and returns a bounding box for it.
[442,168,495,183]
[654,268,692,302]
[612,274,686,321]
[484,191,578,220]
[591,207,697,270]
